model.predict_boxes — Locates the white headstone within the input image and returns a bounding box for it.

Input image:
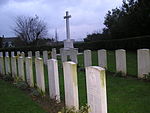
[0,56,5,75]
[137,49,150,78]
[25,57,34,87]
[43,51,48,65]
[17,51,21,55]
[35,51,40,58]
[5,52,9,57]
[47,59,60,101]
[86,66,107,113]
[63,61,79,109]
[11,51,15,57]
[115,49,127,75]
[51,48,57,59]
[5,56,11,74]
[98,49,107,69]
[11,56,17,78]
[35,58,45,93]
[0,52,3,57]
[84,50,92,67]
[28,51,32,57]
[18,57,25,81]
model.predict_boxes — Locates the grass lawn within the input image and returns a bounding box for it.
[56,50,150,113]
[1,50,150,113]
[0,79,47,113]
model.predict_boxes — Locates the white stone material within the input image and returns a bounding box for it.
[35,51,40,58]
[84,50,92,67]
[5,52,9,57]
[25,57,34,87]
[11,52,15,57]
[28,51,32,57]
[21,52,25,57]
[137,49,150,78]
[35,58,45,93]
[0,52,3,57]
[60,48,68,62]
[51,48,57,59]
[63,61,79,109]
[5,56,11,74]
[18,57,25,81]
[17,51,21,55]
[98,49,107,69]
[47,59,60,101]
[86,66,107,113]
[11,56,17,77]
[64,39,74,48]
[115,49,127,75]
[64,11,71,40]
[43,51,48,64]
[0,56,5,75]
[70,49,78,63]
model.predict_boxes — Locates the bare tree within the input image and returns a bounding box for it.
[13,15,48,45]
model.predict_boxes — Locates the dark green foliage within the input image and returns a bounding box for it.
[0,37,3,48]
[104,0,150,39]
[3,74,14,82]
[29,88,41,97]
[84,0,150,41]
[113,71,125,77]
[15,81,28,90]
[76,35,150,51]
[0,44,63,56]
[60,105,90,113]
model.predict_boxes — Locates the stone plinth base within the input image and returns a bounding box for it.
[64,39,74,49]
[60,48,78,63]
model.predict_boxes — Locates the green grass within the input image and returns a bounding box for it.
[2,50,150,113]
[56,50,150,113]
[0,79,47,113]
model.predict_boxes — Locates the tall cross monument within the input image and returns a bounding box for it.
[60,11,78,63]
[63,11,74,49]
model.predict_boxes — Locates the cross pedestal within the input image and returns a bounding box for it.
[64,39,74,49]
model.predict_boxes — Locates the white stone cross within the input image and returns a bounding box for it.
[64,11,71,40]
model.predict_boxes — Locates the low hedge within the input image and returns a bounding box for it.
[74,35,150,51]
[0,35,150,55]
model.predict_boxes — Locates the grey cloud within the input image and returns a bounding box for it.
[0,0,9,5]
[0,0,123,40]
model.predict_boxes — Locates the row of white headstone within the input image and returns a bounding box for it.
[1,48,149,78]
[84,49,150,78]
[0,50,107,113]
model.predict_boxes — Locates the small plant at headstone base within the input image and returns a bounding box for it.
[144,73,150,81]
[15,80,28,90]
[77,64,85,72]
[113,71,125,77]
[29,88,41,98]
[59,104,90,113]
[48,51,51,56]
[3,73,14,82]
[13,76,22,82]
[34,84,45,97]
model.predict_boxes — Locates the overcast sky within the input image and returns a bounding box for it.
[0,0,122,40]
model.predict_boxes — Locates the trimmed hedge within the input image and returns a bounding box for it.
[0,44,63,56]
[75,35,150,51]
[0,35,150,55]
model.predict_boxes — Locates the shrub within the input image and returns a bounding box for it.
[15,81,28,90]
[3,74,14,82]
[59,105,90,113]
